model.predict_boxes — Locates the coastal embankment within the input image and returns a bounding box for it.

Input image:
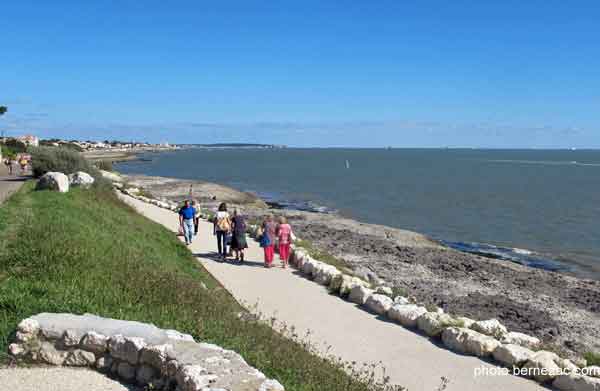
[123,172,600,361]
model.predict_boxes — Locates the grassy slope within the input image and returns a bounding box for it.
[0,183,395,391]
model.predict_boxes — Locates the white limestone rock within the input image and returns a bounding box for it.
[501,331,541,349]
[8,343,25,357]
[95,354,113,372]
[260,379,285,391]
[375,286,394,297]
[364,294,394,315]
[109,335,147,365]
[471,319,508,338]
[348,285,374,305]
[339,276,369,297]
[176,365,217,391]
[417,312,457,337]
[522,351,562,382]
[64,349,96,366]
[388,304,428,328]
[36,172,70,193]
[441,327,501,357]
[68,171,95,188]
[585,366,600,378]
[456,316,476,328]
[81,331,109,353]
[140,344,174,369]
[553,374,600,391]
[492,344,535,367]
[38,342,69,366]
[393,296,410,305]
[17,318,40,335]
[62,329,83,347]
[100,170,123,182]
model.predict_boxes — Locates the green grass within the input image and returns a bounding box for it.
[0,183,402,391]
[584,351,600,366]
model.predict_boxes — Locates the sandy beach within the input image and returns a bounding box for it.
[118,173,600,361]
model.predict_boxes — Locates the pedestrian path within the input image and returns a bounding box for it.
[0,165,28,204]
[122,194,547,391]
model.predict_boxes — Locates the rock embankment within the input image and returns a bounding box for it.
[9,313,284,391]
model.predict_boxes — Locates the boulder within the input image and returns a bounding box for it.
[17,318,40,335]
[62,329,84,347]
[492,344,535,367]
[100,170,123,182]
[375,286,394,297]
[388,304,428,328]
[393,296,410,305]
[68,171,95,188]
[38,342,69,365]
[417,312,457,337]
[314,264,341,286]
[260,379,285,391]
[364,294,394,315]
[586,366,600,378]
[456,316,476,328]
[81,331,109,354]
[176,365,218,391]
[501,331,541,349]
[339,276,369,297]
[36,172,69,193]
[522,351,562,382]
[301,259,317,276]
[348,285,374,305]
[553,374,600,391]
[328,273,345,292]
[64,349,96,366]
[95,354,113,372]
[441,327,501,357]
[140,344,174,369]
[471,319,508,338]
[109,335,147,365]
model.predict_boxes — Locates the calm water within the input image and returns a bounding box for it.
[117,148,600,279]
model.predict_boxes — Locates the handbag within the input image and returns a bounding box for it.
[259,233,271,248]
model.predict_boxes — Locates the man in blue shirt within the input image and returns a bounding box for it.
[178,200,196,245]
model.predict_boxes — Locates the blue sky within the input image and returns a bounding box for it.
[1,1,599,147]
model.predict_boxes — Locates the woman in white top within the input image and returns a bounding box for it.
[213,202,231,260]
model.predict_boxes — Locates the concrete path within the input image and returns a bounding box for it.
[0,367,139,391]
[0,165,28,204]
[122,194,548,391]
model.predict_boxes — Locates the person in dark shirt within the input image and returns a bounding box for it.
[178,200,196,245]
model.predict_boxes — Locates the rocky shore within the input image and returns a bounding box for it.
[123,173,600,360]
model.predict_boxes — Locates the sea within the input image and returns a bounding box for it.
[116,148,600,280]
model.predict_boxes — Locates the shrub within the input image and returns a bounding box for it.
[29,146,97,178]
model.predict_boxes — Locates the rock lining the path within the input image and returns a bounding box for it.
[8,313,284,391]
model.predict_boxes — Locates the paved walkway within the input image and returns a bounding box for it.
[122,194,548,391]
[0,165,28,204]
[0,367,138,391]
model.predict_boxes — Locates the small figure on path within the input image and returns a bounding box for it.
[276,216,294,268]
[230,209,248,262]
[3,158,11,175]
[213,202,231,260]
[191,200,201,235]
[178,200,196,246]
[261,214,277,268]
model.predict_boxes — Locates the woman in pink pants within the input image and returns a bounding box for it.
[276,216,293,268]
[262,215,277,267]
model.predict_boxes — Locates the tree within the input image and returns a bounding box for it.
[0,106,6,140]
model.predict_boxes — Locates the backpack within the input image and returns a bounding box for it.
[216,216,230,232]
[259,232,271,248]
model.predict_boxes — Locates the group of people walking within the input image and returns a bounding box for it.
[178,201,294,268]
[3,157,29,175]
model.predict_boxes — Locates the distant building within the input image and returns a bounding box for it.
[16,135,40,147]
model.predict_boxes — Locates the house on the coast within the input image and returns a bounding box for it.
[16,134,40,147]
